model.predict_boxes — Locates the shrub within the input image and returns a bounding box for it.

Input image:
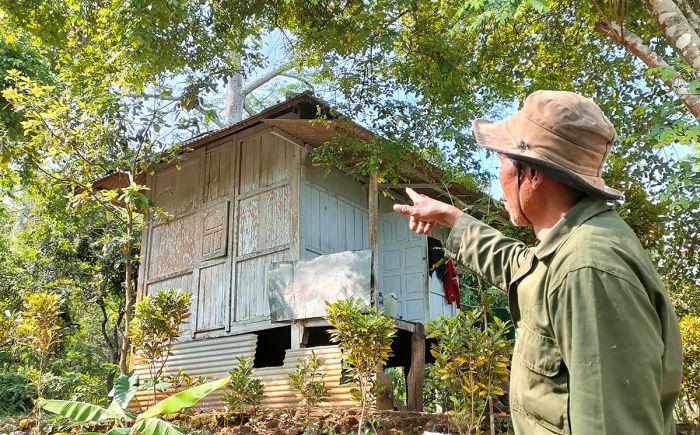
[15,292,63,434]
[165,368,206,394]
[385,367,406,409]
[0,371,34,416]
[289,350,330,417]
[325,297,397,434]
[129,288,191,405]
[676,315,700,427]
[0,309,14,349]
[223,356,264,414]
[426,309,512,435]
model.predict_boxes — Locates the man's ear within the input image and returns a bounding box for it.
[529,169,544,190]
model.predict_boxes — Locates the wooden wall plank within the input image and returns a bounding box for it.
[237,185,291,257]
[204,143,233,203]
[234,250,288,321]
[148,213,199,280]
[196,262,228,332]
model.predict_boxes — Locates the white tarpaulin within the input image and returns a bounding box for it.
[267,250,372,321]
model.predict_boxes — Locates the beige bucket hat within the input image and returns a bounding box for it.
[473,90,622,199]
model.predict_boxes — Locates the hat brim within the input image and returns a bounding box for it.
[472,118,623,200]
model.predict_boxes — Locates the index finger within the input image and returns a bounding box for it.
[405,187,423,204]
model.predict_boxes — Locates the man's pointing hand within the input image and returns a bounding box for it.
[392,188,463,235]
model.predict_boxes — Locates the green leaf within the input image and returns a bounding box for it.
[38,399,121,422]
[104,429,129,435]
[132,417,183,435]
[137,376,230,419]
[110,371,139,411]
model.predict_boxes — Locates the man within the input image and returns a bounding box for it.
[394,90,682,434]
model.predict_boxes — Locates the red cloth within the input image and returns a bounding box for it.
[444,259,461,308]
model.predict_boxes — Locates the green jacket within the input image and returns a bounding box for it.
[446,197,682,434]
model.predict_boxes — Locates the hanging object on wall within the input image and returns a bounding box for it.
[267,249,372,322]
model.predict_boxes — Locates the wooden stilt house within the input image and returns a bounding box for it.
[103,92,482,410]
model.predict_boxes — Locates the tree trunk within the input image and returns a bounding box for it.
[225,71,245,126]
[119,213,134,374]
[224,51,245,126]
[676,0,700,35]
[98,296,118,393]
[643,0,700,72]
[595,20,700,118]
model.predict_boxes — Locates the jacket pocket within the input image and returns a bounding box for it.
[512,325,569,434]
[515,325,562,376]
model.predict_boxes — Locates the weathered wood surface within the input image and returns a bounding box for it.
[368,171,378,306]
[302,182,368,258]
[407,323,425,412]
[233,131,299,322]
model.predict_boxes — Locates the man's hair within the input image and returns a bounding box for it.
[508,156,588,197]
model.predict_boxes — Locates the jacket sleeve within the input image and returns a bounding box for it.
[548,267,665,435]
[445,213,531,291]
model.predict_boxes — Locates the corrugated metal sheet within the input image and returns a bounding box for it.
[131,336,355,411]
[131,333,257,410]
[257,345,355,409]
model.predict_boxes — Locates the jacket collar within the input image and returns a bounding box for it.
[533,197,611,260]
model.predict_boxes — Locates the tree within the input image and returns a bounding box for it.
[129,289,192,406]
[325,297,396,434]
[15,292,63,435]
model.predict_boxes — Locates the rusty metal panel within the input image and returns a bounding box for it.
[132,341,355,411]
[268,250,371,322]
[256,345,355,409]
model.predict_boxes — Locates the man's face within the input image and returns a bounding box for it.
[498,153,530,226]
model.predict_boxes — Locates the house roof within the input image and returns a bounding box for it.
[94,91,485,205]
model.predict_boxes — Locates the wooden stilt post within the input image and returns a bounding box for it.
[368,171,379,307]
[407,323,425,411]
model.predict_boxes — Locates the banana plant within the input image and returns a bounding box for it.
[39,371,229,435]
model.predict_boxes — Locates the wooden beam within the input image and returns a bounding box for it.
[407,323,426,411]
[291,320,308,349]
[378,183,447,189]
[368,171,379,307]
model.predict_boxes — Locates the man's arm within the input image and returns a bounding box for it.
[393,188,530,289]
[445,213,531,291]
[549,267,665,434]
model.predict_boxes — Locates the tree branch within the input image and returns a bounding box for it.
[244,101,255,117]
[124,93,224,129]
[642,0,700,73]
[241,63,294,95]
[676,0,700,39]
[278,73,316,92]
[595,20,700,117]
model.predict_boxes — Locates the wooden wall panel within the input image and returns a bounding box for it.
[237,185,291,257]
[201,201,229,260]
[153,158,200,217]
[234,250,287,321]
[148,213,199,280]
[196,262,228,332]
[238,133,293,195]
[204,144,233,204]
[302,183,368,258]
